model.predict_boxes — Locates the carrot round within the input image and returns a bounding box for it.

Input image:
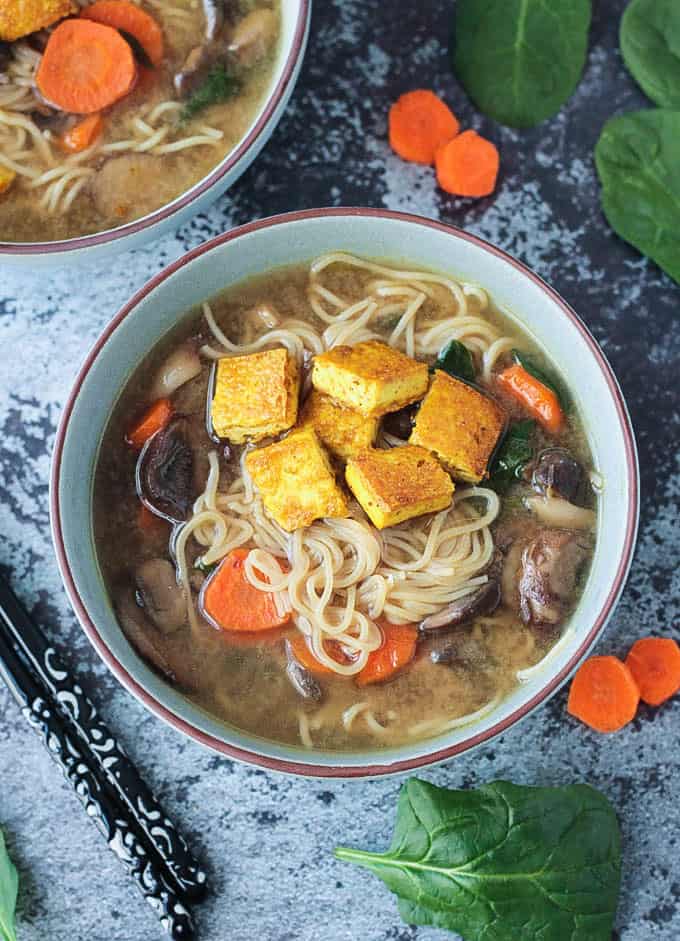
[497,364,564,434]
[288,633,350,675]
[435,129,499,197]
[36,19,137,114]
[81,0,164,66]
[567,655,640,733]
[625,637,680,706]
[59,113,104,153]
[356,620,418,687]
[125,398,173,449]
[389,90,460,165]
[200,548,291,633]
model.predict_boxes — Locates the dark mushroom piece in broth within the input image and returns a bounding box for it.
[93,253,597,750]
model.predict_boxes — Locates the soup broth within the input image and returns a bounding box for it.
[0,0,280,242]
[94,255,597,751]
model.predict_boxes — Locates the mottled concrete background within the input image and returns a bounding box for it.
[1,1,678,939]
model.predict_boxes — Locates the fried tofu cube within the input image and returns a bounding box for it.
[409,371,506,483]
[345,445,453,529]
[0,167,16,197]
[0,0,74,41]
[298,390,378,462]
[312,340,428,417]
[245,427,349,531]
[211,348,299,443]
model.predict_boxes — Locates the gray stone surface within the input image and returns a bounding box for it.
[1,1,679,939]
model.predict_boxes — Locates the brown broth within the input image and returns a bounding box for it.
[93,259,596,751]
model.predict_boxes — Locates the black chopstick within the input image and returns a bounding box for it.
[0,627,195,939]
[0,574,206,901]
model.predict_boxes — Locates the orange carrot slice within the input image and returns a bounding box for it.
[59,113,104,153]
[36,19,137,114]
[356,620,418,686]
[81,0,164,66]
[435,129,499,197]
[625,637,680,706]
[287,633,351,676]
[125,398,173,450]
[389,90,460,165]
[497,364,564,435]
[201,548,291,632]
[567,655,640,732]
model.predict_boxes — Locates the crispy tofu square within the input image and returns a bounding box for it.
[0,0,74,40]
[409,371,506,483]
[211,348,299,443]
[245,427,349,531]
[298,390,378,462]
[311,340,428,417]
[346,445,453,529]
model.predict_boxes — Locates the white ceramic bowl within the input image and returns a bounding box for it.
[0,0,310,269]
[51,209,639,777]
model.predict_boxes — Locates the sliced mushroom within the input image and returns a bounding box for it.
[117,592,194,689]
[150,345,202,400]
[532,448,583,502]
[285,640,323,701]
[525,495,596,531]
[429,634,487,667]
[136,416,194,523]
[381,402,419,441]
[518,529,589,626]
[135,559,186,633]
[420,580,501,632]
[91,154,179,223]
[228,8,278,67]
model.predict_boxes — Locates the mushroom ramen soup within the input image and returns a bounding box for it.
[0,0,280,242]
[94,254,598,751]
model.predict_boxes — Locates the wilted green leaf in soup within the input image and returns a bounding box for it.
[595,109,680,285]
[620,0,680,108]
[433,339,476,383]
[451,0,592,128]
[335,778,621,941]
[0,829,18,941]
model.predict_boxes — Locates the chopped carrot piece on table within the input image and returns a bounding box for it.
[497,364,564,435]
[389,90,460,165]
[625,637,680,706]
[567,655,640,733]
[126,398,173,449]
[201,548,291,632]
[435,129,499,197]
[36,19,138,114]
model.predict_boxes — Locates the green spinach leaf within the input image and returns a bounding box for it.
[620,0,680,108]
[451,0,592,128]
[180,66,240,124]
[0,829,18,941]
[336,778,621,941]
[595,109,680,285]
[488,418,535,491]
[433,340,475,383]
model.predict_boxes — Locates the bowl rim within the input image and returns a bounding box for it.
[0,0,310,257]
[50,207,640,777]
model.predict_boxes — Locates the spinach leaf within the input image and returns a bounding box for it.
[0,830,18,941]
[451,0,592,128]
[620,0,680,108]
[434,340,475,383]
[512,349,567,406]
[336,778,621,941]
[180,66,239,123]
[595,109,680,285]
[488,418,535,491]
